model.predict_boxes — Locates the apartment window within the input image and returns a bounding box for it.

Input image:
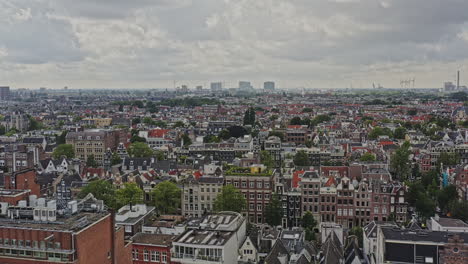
[257,204,262,211]
[374,207,379,214]
[257,193,262,199]
[249,182,255,188]
[242,181,247,188]
[234,181,239,187]
[250,193,255,199]
[132,249,139,260]
[162,252,167,263]
[144,250,149,261]
[257,182,263,188]
[151,251,158,262]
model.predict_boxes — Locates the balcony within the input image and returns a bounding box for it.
[171,253,223,264]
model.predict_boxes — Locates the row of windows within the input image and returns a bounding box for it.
[227,181,271,189]
[76,148,104,153]
[244,192,270,200]
[0,248,70,261]
[77,136,102,140]
[0,239,60,249]
[76,142,103,146]
[132,249,167,262]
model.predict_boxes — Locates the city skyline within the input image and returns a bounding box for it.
[1,0,468,89]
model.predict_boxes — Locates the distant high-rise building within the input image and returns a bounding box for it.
[239,81,253,90]
[444,82,456,91]
[0,86,10,100]
[264,81,275,90]
[196,85,203,91]
[210,82,223,91]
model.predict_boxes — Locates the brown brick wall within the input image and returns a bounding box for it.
[114,227,132,264]
[75,214,113,264]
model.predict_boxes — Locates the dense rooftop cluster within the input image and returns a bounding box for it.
[0,87,467,264]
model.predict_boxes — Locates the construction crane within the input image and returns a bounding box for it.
[400,78,415,88]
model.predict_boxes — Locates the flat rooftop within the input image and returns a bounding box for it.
[436,217,468,228]
[175,229,234,246]
[132,233,177,247]
[0,212,109,232]
[382,227,468,244]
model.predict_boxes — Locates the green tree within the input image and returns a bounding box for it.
[132,117,141,125]
[407,109,418,116]
[349,226,364,248]
[127,142,154,158]
[394,127,407,140]
[305,228,315,241]
[218,129,231,140]
[449,200,468,221]
[390,141,411,181]
[290,117,302,125]
[243,107,256,126]
[111,152,122,165]
[368,127,393,139]
[152,181,181,214]
[360,152,376,162]
[302,211,317,241]
[173,121,185,128]
[437,152,460,167]
[264,193,282,226]
[214,185,246,213]
[260,150,274,168]
[437,185,458,213]
[415,192,436,220]
[0,125,5,136]
[181,133,192,146]
[132,100,144,108]
[86,154,99,168]
[116,183,143,209]
[78,180,117,209]
[227,126,248,138]
[302,211,317,230]
[311,115,331,126]
[56,131,67,145]
[28,117,44,131]
[52,144,75,159]
[406,181,425,207]
[270,115,279,121]
[294,150,310,166]
[204,134,221,143]
[268,131,284,141]
[155,150,166,161]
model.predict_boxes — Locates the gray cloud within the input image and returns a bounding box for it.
[1,0,468,88]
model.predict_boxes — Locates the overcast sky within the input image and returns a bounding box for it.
[1,0,468,89]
